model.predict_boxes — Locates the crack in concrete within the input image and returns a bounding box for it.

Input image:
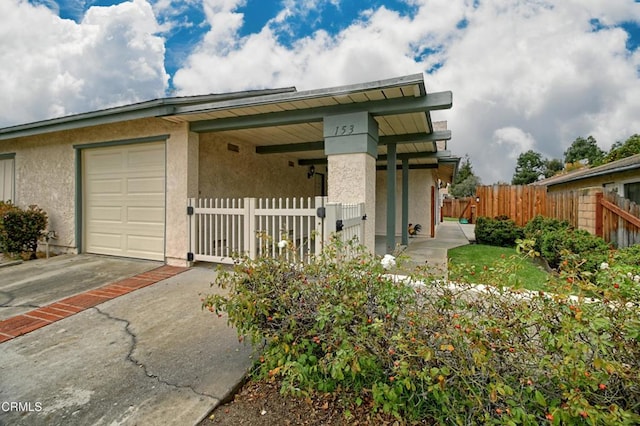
[0,303,41,309]
[92,306,217,401]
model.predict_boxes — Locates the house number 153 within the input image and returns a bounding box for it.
[334,124,355,136]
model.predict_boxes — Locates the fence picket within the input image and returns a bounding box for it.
[188,196,368,263]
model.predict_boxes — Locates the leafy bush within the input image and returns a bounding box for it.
[0,204,48,258]
[204,238,640,424]
[0,201,20,253]
[523,215,571,255]
[612,245,640,267]
[475,216,524,247]
[540,228,610,276]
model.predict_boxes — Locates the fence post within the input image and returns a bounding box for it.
[314,196,326,255]
[324,202,340,244]
[244,197,256,259]
[187,198,195,262]
[595,192,603,238]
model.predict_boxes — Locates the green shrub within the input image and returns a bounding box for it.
[204,238,640,424]
[475,216,524,247]
[523,215,571,254]
[541,228,610,275]
[612,245,640,267]
[0,205,48,258]
[0,201,20,253]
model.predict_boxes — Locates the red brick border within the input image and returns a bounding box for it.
[0,265,186,343]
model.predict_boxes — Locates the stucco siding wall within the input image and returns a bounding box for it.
[0,137,76,251]
[198,133,319,199]
[0,118,184,255]
[375,169,435,236]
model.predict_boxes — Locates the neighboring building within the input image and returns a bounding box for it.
[0,74,457,266]
[534,154,640,204]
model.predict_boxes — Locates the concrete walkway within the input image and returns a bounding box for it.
[402,220,475,277]
[0,258,253,426]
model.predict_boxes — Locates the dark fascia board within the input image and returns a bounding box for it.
[378,150,452,162]
[298,150,454,166]
[191,91,452,133]
[0,87,296,141]
[544,163,640,187]
[177,73,426,116]
[257,141,325,154]
[376,164,438,170]
[255,131,452,154]
[378,131,451,145]
[535,154,640,186]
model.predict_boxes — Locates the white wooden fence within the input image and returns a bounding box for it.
[187,196,365,264]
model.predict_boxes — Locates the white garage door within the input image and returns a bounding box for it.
[83,142,165,261]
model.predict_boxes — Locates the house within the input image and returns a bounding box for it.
[0,74,458,266]
[533,153,640,204]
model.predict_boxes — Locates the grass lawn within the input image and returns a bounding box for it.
[448,244,551,292]
[442,216,461,222]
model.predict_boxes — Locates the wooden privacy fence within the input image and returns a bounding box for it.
[442,197,472,220]
[597,191,640,248]
[447,185,639,248]
[474,185,548,227]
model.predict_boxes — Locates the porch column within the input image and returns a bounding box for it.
[324,112,378,252]
[401,159,409,246]
[386,143,397,253]
[165,125,199,266]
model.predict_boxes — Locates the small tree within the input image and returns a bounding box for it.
[511,150,545,184]
[564,136,605,166]
[450,155,480,197]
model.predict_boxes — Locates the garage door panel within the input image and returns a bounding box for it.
[88,152,125,172]
[128,146,165,167]
[84,142,165,261]
[128,235,164,251]
[87,178,123,194]
[127,177,165,194]
[89,233,123,251]
[127,207,164,223]
[89,206,123,221]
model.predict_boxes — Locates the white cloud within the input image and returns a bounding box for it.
[492,127,536,160]
[172,0,640,183]
[0,0,167,126]
[3,0,640,184]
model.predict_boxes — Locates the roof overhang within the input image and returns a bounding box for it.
[0,73,455,176]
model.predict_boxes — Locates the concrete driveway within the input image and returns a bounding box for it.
[0,255,253,425]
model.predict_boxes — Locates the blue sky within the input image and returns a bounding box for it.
[2,0,640,183]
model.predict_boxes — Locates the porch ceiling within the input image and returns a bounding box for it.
[164,74,458,180]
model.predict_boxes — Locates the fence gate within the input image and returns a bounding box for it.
[188,197,366,264]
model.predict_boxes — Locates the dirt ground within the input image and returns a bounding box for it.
[200,379,421,426]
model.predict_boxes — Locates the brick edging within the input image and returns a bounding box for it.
[0,265,187,344]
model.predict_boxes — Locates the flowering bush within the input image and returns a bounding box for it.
[204,238,640,424]
[380,254,396,269]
